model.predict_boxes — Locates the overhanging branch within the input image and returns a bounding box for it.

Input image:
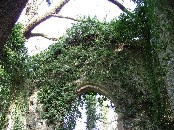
[23,0,71,38]
[107,0,132,15]
[29,32,58,41]
[51,14,80,22]
[23,0,132,39]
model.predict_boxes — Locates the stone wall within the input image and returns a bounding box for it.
[6,90,55,130]
[155,1,174,111]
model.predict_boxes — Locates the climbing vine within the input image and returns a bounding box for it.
[0,0,173,129]
[0,24,28,129]
[29,1,173,128]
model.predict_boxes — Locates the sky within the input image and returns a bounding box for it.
[18,0,136,55]
[18,0,136,129]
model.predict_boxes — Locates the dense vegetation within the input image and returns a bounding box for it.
[0,24,28,129]
[0,0,173,129]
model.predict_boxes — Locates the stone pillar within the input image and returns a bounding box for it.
[26,91,48,130]
[154,2,174,111]
[117,114,124,130]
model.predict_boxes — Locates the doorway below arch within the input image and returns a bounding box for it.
[64,91,124,130]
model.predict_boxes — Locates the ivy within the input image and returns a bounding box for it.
[30,11,172,129]
[0,24,28,129]
[0,0,173,129]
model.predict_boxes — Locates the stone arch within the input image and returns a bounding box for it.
[76,83,124,130]
[77,83,116,106]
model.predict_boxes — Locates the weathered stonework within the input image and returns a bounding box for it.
[26,90,56,130]
[155,3,174,111]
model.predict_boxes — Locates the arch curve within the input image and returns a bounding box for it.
[76,83,117,108]
[76,83,124,130]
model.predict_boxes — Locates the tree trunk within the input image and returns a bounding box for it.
[0,0,28,48]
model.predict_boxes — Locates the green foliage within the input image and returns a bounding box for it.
[0,0,173,129]
[13,92,28,130]
[29,1,173,127]
[0,24,28,129]
[2,24,28,85]
[29,10,170,129]
[83,93,97,130]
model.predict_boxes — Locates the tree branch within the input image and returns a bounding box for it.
[107,0,132,15]
[23,0,131,40]
[25,14,79,40]
[51,14,80,22]
[29,32,58,41]
[23,0,71,39]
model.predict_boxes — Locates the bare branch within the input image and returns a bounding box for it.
[23,0,131,39]
[107,0,132,15]
[25,14,79,39]
[23,0,71,38]
[29,32,58,41]
[51,14,80,22]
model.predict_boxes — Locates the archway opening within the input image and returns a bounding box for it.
[63,84,123,130]
[75,92,118,130]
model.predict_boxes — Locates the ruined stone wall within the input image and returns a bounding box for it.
[6,90,55,130]
[155,2,174,111]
